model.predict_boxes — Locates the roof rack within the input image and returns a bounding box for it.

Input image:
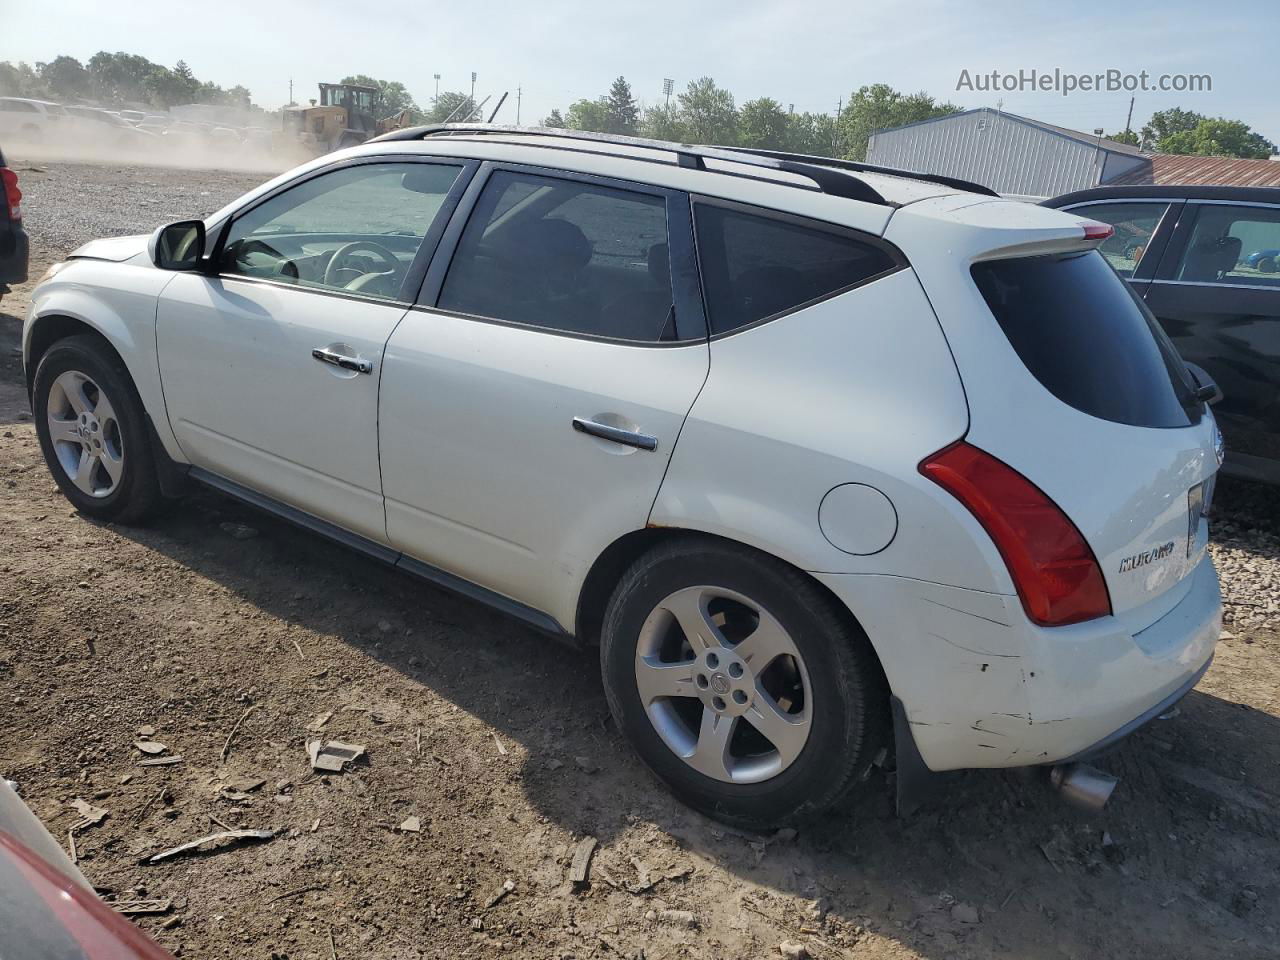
[719,147,1000,198]
[372,123,892,206]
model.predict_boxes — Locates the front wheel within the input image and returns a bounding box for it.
[33,335,162,524]
[601,538,886,828]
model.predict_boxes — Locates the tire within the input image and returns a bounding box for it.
[32,335,162,524]
[601,537,886,828]
[1257,256,1277,274]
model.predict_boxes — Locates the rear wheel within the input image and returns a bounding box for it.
[601,538,886,827]
[1257,256,1277,274]
[32,335,161,524]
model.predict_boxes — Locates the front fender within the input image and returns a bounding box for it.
[24,259,187,463]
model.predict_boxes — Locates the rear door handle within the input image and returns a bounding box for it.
[312,347,373,375]
[572,417,658,452]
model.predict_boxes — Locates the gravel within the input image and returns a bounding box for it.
[12,160,271,259]
[1210,478,1280,630]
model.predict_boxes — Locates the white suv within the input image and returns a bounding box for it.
[23,126,1224,826]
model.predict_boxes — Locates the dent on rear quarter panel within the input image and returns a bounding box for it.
[650,268,1013,592]
[27,260,185,462]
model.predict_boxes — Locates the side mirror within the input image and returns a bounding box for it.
[1184,362,1223,405]
[148,219,206,271]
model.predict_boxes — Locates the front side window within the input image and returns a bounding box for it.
[1066,201,1171,277]
[220,162,463,300]
[1174,204,1280,287]
[693,203,899,335]
[438,171,675,341]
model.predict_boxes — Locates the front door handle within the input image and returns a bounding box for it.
[312,347,373,375]
[572,416,658,452]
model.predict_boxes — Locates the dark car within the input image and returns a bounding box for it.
[1044,184,1280,484]
[0,144,29,306]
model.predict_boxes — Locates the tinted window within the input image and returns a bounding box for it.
[220,162,462,300]
[1175,204,1280,288]
[973,251,1200,428]
[694,203,898,335]
[1066,201,1170,277]
[438,171,674,341]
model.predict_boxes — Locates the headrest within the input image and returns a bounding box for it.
[503,217,593,271]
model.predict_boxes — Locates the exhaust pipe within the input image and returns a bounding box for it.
[1049,762,1118,812]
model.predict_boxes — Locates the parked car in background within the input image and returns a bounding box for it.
[0,145,27,305]
[22,127,1223,826]
[0,97,71,143]
[0,778,173,958]
[65,105,158,150]
[1045,184,1280,484]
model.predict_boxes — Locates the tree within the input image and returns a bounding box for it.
[678,76,737,145]
[837,83,959,160]
[784,111,836,156]
[542,108,566,128]
[423,91,475,123]
[340,74,419,119]
[604,76,638,135]
[1106,129,1140,146]
[87,51,157,103]
[739,97,790,150]
[565,97,610,132]
[1159,117,1275,159]
[639,102,687,142]
[1139,108,1203,151]
[38,56,90,100]
[0,61,43,98]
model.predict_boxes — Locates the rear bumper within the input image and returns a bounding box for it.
[0,222,30,286]
[815,552,1222,771]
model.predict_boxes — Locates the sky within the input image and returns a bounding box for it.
[2,0,1277,142]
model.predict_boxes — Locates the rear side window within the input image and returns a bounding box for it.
[693,203,898,335]
[1173,204,1280,287]
[972,250,1200,428]
[438,171,675,342]
[1064,201,1170,277]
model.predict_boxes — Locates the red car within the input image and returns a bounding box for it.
[0,778,173,959]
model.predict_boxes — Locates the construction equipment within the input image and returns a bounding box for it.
[275,82,414,159]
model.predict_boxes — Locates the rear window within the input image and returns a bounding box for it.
[972,250,1200,428]
[694,203,899,335]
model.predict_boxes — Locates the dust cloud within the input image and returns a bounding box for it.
[3,128,301,175]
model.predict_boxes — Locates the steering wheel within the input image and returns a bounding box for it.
[230,238,299,279]
[323,240,402,287]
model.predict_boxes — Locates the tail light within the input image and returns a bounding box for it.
[920,441,1111,627]
[1,167,21,221]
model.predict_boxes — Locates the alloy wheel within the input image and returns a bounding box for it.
[45,369,125,498]
[634,585,812,784]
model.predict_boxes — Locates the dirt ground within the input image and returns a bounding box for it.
[2,161,1279,960]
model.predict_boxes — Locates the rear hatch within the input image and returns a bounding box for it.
[890,196,1219,628]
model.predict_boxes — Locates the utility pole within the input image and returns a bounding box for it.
[288,77,293,105]
[516,85,522,126]
[433,73,441,101]
[663,78,673,108]
[1123,96,1135,140]
[834,96,842,154]
[470,71,477,119]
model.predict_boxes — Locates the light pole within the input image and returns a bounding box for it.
[433,73,440,100]
[663,78,673,108]
[470,72,477,119]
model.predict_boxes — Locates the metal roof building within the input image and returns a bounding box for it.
[866,107,1149,198]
